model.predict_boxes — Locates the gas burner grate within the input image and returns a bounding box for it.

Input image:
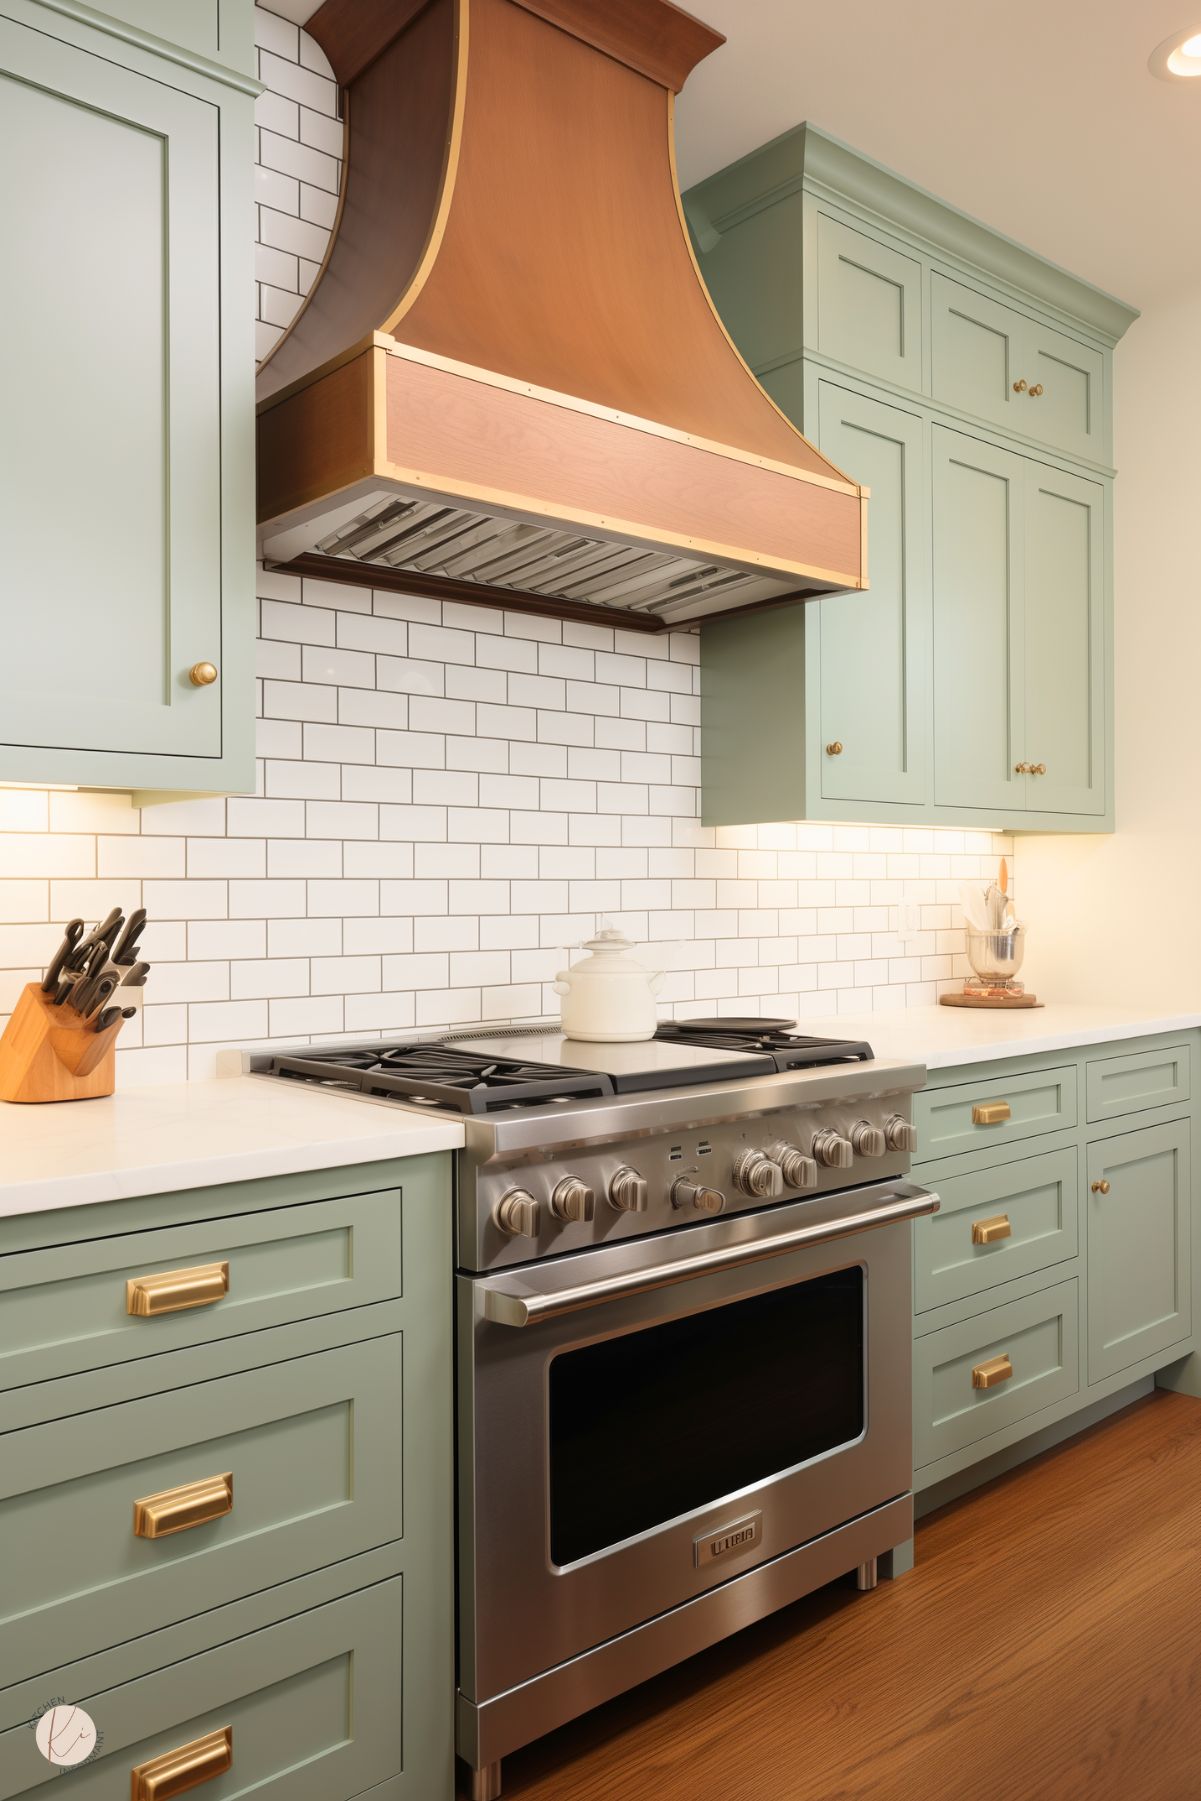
[267,1044,616,1114]
[655,1021,873,1070]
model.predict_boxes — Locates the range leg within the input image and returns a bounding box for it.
[470,1761,502,1801]
[855,1557,879,1592]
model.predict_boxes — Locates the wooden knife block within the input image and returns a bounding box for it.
[0,982,124,1102]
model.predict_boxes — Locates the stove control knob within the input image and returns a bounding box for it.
[885,1114,918,1153]
[812,1128,854,1170]
[608,1166,649,1213]
[494,1189,540,1238]
[770,1143,819,1190]
[733,1150,784,1199]
[551,1176,595,1224]
[671,1177,726,1215]
[850,1120,887,1159]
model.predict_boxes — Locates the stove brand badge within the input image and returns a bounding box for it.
[694,1511,762,1568]
[30,1700,102,1770]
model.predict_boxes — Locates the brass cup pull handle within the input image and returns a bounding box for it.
[1012,378,1028,393]
[127,1262,229,1317]
[131,1726,232,1800]
[972,1101,1012,1126]
[1028,383,1044,396]
[188,661,219,686]
[972,1213,1013,1246]
[972,1354,1013,1390]
[133,1472,233,1539]
[1091,1179,1112,1195]
[826,740,843,756]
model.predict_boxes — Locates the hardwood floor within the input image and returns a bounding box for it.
[482,1393,1201,1801]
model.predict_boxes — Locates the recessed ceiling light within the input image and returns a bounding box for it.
[1150,24,1201,78]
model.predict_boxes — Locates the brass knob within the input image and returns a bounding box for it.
[189,661,219,686]
[1091,1179,1111,1195]
[1031,762,1047,775]
[1015,762,1031,774]
[1029,383,1044,396]
[1012,378,1028,393]
[826,740,843,756]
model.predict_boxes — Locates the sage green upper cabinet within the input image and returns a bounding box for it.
[931,273,1107,464]
[932,429,1106,820]
[686,123,1135,834]
[0,1,256,794]
[814,382,929,806]
[812,213,923,391]
[931,429,1026,815]
[1022,462,1106,815]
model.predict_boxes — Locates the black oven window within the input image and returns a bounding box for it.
[548,1267,865,1566]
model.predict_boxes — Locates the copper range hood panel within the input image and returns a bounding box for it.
[256,0,868,629]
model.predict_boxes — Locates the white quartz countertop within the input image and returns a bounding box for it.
[796,1004,1201,1072]
[0,1077,465,1220]
[3,1005,1199,1221]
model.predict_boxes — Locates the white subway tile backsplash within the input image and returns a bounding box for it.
[0,18,1012,1070]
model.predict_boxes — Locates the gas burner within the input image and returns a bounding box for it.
[656,1020,874,1070]
[268,1044,614,1115]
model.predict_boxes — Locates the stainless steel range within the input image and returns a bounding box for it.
[255,1020,937,1801]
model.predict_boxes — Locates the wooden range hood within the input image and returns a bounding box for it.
[256,0,868,631]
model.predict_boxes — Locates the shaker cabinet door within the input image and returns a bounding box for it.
[1087,1122,1191,1383]
[929,274,1030,435]
[1022,462,1106,815]
[931,427,1027,813]
[0,7,237,778]
[813,382,929,806]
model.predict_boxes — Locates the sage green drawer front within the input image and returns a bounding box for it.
[0,1577,404,1801]
[0,1335,402,1689]
[915,1279,1080,1467]
[1085,1043,1191,1124]
[1087,1121,1191,1384]
[0,1189,402,1392]
[812,211,923,390]
[914,1066,1077,1161]
[914,1147,1078,1313]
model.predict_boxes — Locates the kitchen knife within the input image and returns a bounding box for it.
[110,907,147,968]
[95,1006,123,1034]
[41,918,85,993]
[74,970,119,1021]
[120,960,150,988]
[71,907,124,970]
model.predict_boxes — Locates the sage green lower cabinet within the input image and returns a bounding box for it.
[1087,1122,1191,1382]
[0,1154,454,1801]
[912,1034,1199,1493]
[0,1188,404,1391]
[0,1574,405,1800]
[914,1278,1080,1467]
[913,1147,1078,1313]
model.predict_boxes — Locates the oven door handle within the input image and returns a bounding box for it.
[478,1187,940,1327]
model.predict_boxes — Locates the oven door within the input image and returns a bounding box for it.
[458,1179,937,1702]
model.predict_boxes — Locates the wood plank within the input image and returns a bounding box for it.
[488,1392,1201,1800]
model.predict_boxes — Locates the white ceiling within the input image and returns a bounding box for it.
[278,0,1197,309]
[672,0,1199,310]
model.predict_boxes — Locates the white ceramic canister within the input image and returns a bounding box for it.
[554,927,664,1042]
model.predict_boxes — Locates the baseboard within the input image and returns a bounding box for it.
[914,1377,1155,1518]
